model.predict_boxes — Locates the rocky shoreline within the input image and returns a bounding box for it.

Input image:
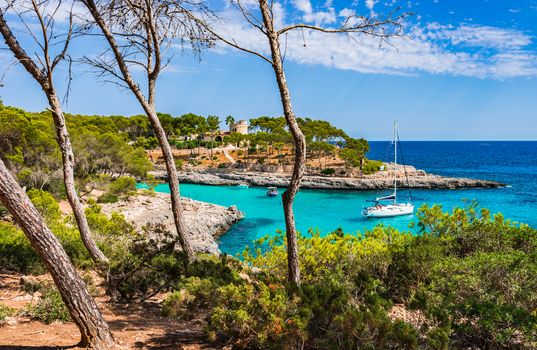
[165,170,505,190]
[100,192,244,254]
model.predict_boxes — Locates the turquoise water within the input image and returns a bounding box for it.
[143,141,537,255]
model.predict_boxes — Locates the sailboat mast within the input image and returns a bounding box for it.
[393,120,397,203]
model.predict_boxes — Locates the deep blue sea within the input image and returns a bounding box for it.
[144,141,537,255]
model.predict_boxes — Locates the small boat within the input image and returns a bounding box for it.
[237,183,250,188]
[363,121,414,218]
[266,187,279,197]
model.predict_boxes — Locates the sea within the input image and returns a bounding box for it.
[143,141,537,255]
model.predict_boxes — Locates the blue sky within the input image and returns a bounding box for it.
[1,0,537,140]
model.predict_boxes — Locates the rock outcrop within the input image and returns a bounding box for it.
[169,170,504,190]
[100,192,244,254]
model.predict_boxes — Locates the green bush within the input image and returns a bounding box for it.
[163,206,536,349]
[0,222,43,274]
[363,159,383,175]
[320,168,335,175]
[0,304,15,324]
[97,193,119,203]
[163,277,217,320]
[26,287,70,324]
[175,158,184,170]
[27,188,61,224]
[108,176,136,196]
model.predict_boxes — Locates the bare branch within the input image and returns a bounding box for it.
[181,9,273,65]
[277,16,405,37]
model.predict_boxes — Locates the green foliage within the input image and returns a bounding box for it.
[408,205,537,349]
[339,148,360,167]
[27,188,61,224]
[163,206,536,349]
[161,228,419,349]
[0,106,152,197]
[320,168,335,175]
[97,193,119,203]
[98,176,136,203]
[108,176,137,196]
[175,158,184,170]
[0,304,15,324]
[363,159,383,175]
[26,287,70,324]
[0,222,44,274]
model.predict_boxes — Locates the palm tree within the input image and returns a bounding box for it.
[226,115,235,131]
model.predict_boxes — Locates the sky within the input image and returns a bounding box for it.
[1,0,536,140]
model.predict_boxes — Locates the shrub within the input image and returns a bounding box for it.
[167,206,537,349]
[217,163,227,169]
[175,158,184,170]
[0,222,43,274]
[163,277,216,320]
[0,304,15,325]
[363,159,383,175]
[97,193,118,203]
[26,287,70,324]
[108,176,136,196]
[27,188,61,224]
[320,168,335,175]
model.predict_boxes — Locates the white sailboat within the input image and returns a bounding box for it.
[362,121,414,218]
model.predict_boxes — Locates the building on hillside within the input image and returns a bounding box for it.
[231,120,249,134]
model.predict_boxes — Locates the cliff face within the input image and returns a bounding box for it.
[100,192,244,254]
[171,171,504,190]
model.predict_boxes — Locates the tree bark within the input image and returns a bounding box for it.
[48,94,109,263]
[0,159,115,349]
[146,107,195,260]
[82,0,194,261]
[0,8,108,264]
[259,0,306,285]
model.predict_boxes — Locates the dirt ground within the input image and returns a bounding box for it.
[0,272,226,350]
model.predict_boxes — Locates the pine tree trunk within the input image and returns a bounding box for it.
[48,94,108,263]
[146,108,195,261]
[260,0,306,285]
[0,160,114,350]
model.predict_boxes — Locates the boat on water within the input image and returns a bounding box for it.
[266,187,279,197]
[237,183,250,188]
[362,121,414,218]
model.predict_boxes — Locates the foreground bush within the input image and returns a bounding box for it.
[0,304,15,325]
[25,287,70,324]
[163,205,536,349]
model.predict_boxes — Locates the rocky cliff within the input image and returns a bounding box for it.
[100,192,244,254]
[171,170,504,190]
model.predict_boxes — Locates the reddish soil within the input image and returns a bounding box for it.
[0,272,226,350]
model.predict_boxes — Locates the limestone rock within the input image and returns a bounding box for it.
[99,193,244,255]
[171,170,505,190]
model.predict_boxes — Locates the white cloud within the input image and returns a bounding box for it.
[5,0,88,23]
[294,0,313,14]
[209,5,537,80]
[338,8,355,18]
[365,0,378,11]
[422,23,532,50]
[293,0,336,25]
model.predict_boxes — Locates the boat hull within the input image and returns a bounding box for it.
[362,204,414,218]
